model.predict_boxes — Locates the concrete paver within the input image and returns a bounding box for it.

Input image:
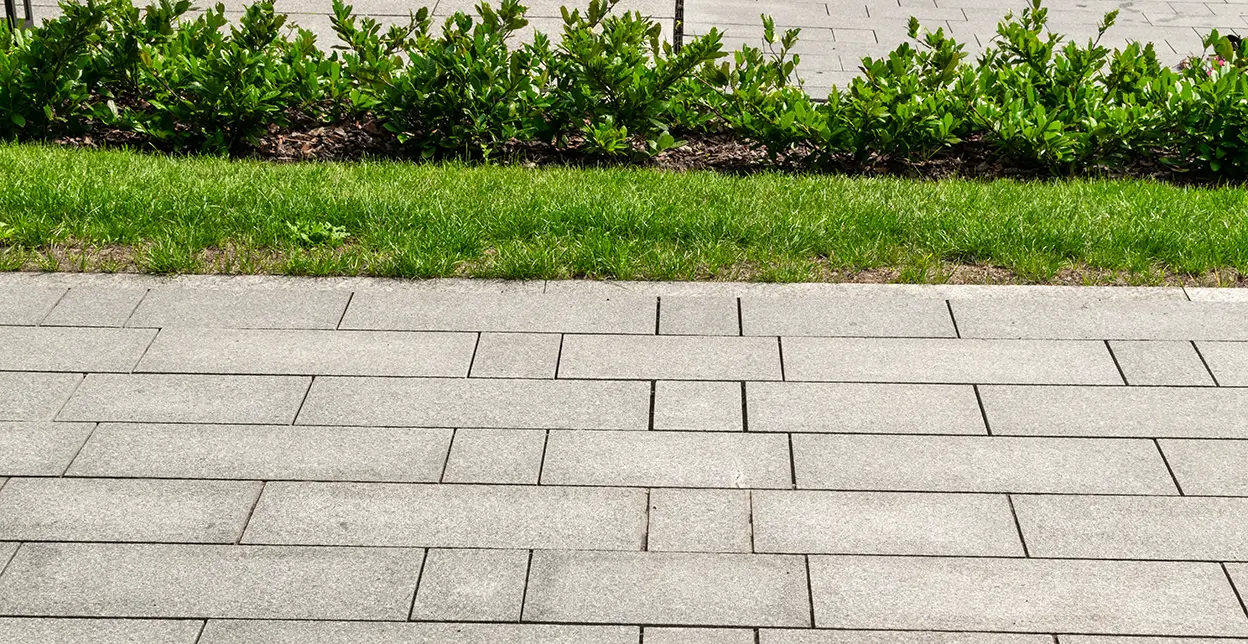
[0,422,95,476]
[340,292,656,333]
[746,382,985,434]
[1159,439,1248,496]
[646,627,754,644]
[410,548,529,621]
[659,297,739,336]
[951,300,1248,340]
[981,385,1248,438]
[0,326,155,372]
[41,286,148,327]
[647,488,751,553]
[1193,341,1248,386]
[0,618,204,644]
[1109,340,1216,386]
[653,381,744,431]
[469,332,561,378]
[126,287,350,329]
[58,374,312,424]
[0,285,65,325]
[740,297,955,337]
[197,621,639,644]
[761,632,1051,644]
[442,428,546,484]
[557,334,782,380]
[0,372,82,421]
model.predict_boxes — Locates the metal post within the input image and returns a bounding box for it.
[4,0,32,28]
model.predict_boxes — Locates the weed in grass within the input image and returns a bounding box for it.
[287,220,350,247]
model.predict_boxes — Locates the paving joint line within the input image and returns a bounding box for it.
[648,380,657,431]
[0,542,20,581]
[406,547,430,621]
[335,291,355,330]
[740,381,749,432]
[803,554,816,627]
[290,375,315,426]
[642,488,652,551]
[438,429,456,483]
[34,287,70,326]
[737,298,743,336]
[192,620,208,644]
[118,288,150,328]
[536,429,551,485]
[972,384,992,435]
[235,481,267,545]
[1225,561,1248,621]
[777,337,786,381]
[1154,438,1185,495]
[654,297,661,335]
[1193,340,1221,386]
[48,372,87,422]
[128,327,161,374]
[1105,340,1130,385]
[747,489,756,553]
[518,549,535,622]
[59,421,99,476]
[946,300,961,338]
[465,332,482,377]
[787,433,798,489]
[554,334,565,379]
[1006,494,1031,557]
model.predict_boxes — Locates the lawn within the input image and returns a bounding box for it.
[2,143,1247,284]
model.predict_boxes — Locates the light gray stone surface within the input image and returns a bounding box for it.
[469,332,561,378]
[441,428,545,484]
[296,376,650,429]
[41,287,148,327]
[242,482,646,550]
[1110,340,1215,386]
[646,627,754,644]
[68,423,452,482]
[411,548,529,621]
[740,297,955,337]
[58,374,311,424]
[137,328,477,376]
[0,618,204,644]
[0,477,261,543]
[762,631,1052,644]
[981,385,1248,438]
[541,430,790,488]
[0,422,94,476]
[0,326,155,372]
[523,550,810,626]
[746,382,985,434]
[1014,494,1248,560]
[792,434,1177,494]
[951,300,1248,340]
[1059,638,1248,644]
[0,285,65,325]
[1159,439,1248,496]
[648,489,751,553]
[653,381,743,431]
[126,288,350,329]
[1194,341,1248,386]
[197,621,639,644]
[808,555,1248,634]
[0,373,81,421]
[781,337,1122,384]
[340,292,656,333]
[659,297,739,336]
[0,542,424,620]
[0,541,15,570]
[558,334,782,380]
[752,490,1023,556]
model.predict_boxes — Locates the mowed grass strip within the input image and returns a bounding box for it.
[2,143,1247,283]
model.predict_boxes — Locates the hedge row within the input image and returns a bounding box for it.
[3,0,1248,175]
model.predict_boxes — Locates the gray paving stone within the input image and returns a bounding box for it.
[441,428,545,484]
[558,334,782,380]
[0,541,13,571]
[0,326,155,372]
[410,548,529,621]
[950,300,1248,340]
[1059,637,1248,644]
[808,555,1248,634]
[753,490,1022,556]
[0,477,262,543]
[126,287,350,329]
[1014,495,1248,560]
[136,328,476,376]
[0,618,203,644]
[68,423,452,482]
[792,434,1176,494]
[0,542,424,620]
[242,482,646,550]
[741,297,955,337]
[1109,340,1215,386]
[198,621,639,644]
[1159,439,1248,496]
[58,374,311,424]
[40,287,148,327]
[762,631,1051,644]
[436,0,673,16]
[0,373,82,421]
[653,381,743,431]
[1193,341,1248,386]
[541,430,790,488]
[686,0,837,27]
[469,332,561,378]
[747,382,985,434]
[980,385,1248,438]
[0,422,94,476]
[659,297,739,335]
[0,285,65,325]
[782,337,1121,384]
[340,292,656,334]
[646,627,754,644]
[523,550,810,626]
[648,489,751,553]
[1187,288,1248,302]
[297,377,649,429]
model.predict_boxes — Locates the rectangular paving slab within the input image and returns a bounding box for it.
[0,477,261,543]
[126,287,351,329]
[746,382,985,434]
[791,434,1177,494]
[469,332,561,379]
[67,423,452,482]
[740,297,955,337]
[197,621,639,644]
[0,422,94,476]
[1013,495,1248,561]
[1193,341,1248,386]
[40,286,148,328]
[410,548,529,621]
[136,328,477,377]
[808,555,1248,634]
[340,292,656,333]
[296,377,649,429]
[557,335,782,380]
[0,373,82,421]
[1108,340,1215,386]
[659,297,739,336]
[751,490,1023,556]
[950,300,1248,340]
[241,482,646,550]
[653,381,744,431]
[0,285,66,325]
[523,550,810,627]
[441,428,546,485]
[0,618,203,644]
[781,338,1122,384]
[761,631,1052,644]
[0,542,424,620]
[980,385,1248,438]
[0,326,155,372]
[541,430,791,488]
[1159,439,1248,496]
[57,374,311,424]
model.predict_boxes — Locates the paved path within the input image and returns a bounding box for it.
[3,273,1248,642]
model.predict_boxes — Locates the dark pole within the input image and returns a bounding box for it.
[3,0,17,28]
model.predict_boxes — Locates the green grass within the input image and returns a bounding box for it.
[2,143,1248,283]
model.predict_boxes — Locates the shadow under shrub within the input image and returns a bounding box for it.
[4,0,1248,177]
